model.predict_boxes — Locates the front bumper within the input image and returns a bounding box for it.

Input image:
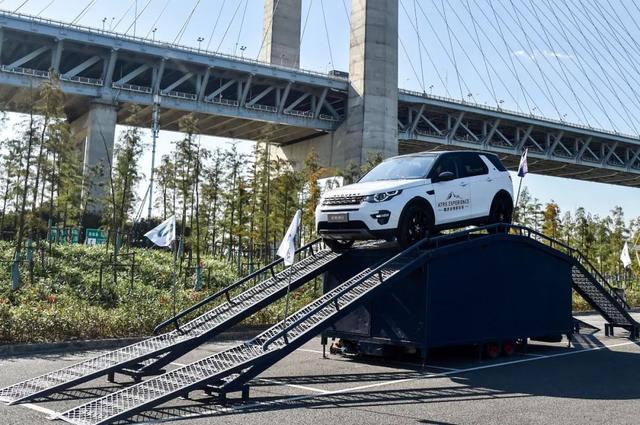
[315,202,399,240]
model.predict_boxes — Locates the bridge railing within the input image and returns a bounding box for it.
[0,10,348,84]
[399,88,640,141]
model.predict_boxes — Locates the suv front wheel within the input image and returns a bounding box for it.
[397,203,434,249]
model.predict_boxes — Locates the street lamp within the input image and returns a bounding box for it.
[197,37,204,52]
[102,17,107,31]
[240,45,247,58]
[152,28,157,41]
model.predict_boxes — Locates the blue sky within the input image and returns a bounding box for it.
[1,0,639,220]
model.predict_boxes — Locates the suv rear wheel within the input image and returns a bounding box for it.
[397,203,433,249]
[488,194,513,232]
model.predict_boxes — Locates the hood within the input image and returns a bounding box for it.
[324,179,427,197]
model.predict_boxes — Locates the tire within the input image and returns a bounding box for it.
[397,203,434,249]
[488,194,513,233]
[323,238,355,252]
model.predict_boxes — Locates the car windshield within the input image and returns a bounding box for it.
[360,156,435,182]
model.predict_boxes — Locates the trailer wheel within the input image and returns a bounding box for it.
[502,340,516,357]
[485,342,501,359]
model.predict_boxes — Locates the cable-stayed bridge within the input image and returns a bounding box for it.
[0,0,639,208]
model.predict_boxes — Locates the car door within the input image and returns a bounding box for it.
[458,153,491,218]
[430,154,472,225]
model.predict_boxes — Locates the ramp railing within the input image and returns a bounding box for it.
[153,239,324,334]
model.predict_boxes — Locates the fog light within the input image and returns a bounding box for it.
[371,210,391,225]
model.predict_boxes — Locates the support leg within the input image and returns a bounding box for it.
[107,372,115,383]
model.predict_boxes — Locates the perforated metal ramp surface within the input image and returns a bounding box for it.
[57,254,417,425]
[0,248,340,405]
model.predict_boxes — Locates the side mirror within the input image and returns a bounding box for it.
[436,171,455,182]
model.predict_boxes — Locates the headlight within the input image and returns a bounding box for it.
[366,190,402,203]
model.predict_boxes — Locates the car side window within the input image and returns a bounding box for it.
[459,153,488,177]
[430,155,459,180]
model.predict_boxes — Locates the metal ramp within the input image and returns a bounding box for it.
[57,242,428,425]
[0,240,342,405]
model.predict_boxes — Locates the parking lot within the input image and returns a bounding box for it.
[1,310,639,425]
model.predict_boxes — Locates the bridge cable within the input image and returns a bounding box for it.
[458,0,537,112]
[300,0,314,46]
[37,0,55,17]
[145,0,171,39]
[71,0,98,25]
[595,0,640,58]
[13,0,30,13]
[125,0,153,36]
[426,0,513,107]
[555,0,640,133]
[574,0,640,135]
[537,0,620,132]
[455,1,527,110]
[462,0,498,107]
[205,0,226,51]
[319,0,335,69]
[577,0,640,104]
[217,0,244,53]
[113,0,136,32]
[233,0,249,56]
[398,36,426,93]
[412,0,425,92]
[340,0,350,24]
[173,0,202,45]
[256,0,281,60]
[398,0,450,97]
[522,0,600,128]
[408,1,475,99]
[439,0,463,100]
[485,0,587,121]
[501,0,580,122]
[468,0,533,114]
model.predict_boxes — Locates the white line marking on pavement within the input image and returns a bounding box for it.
[424,365,460,371]
[258,378,329,394]
[19,402,58,418]
[296,348,324,355]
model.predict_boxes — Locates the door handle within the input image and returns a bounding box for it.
[487,177,494,182]
[459,182,468,187]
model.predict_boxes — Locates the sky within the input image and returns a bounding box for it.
[0,0,639,220]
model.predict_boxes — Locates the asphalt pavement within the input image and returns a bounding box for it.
[0,310,639,425]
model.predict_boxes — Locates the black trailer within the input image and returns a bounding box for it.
[325,232,592,358]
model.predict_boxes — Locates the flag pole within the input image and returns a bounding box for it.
[171,238,178,325]
[514,176,524,213]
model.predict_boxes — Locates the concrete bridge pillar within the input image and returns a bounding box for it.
[277,0,398,169]
[260,0,301,68]
[70,101,117,215]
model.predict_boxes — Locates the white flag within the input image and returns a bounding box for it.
[517,148,529,178]
[144,216,176,247]
[621,242,632,268]
[277,209,301,266]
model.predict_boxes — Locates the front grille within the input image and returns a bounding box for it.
[322,195,366,206]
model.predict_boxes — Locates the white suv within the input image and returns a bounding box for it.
[316,151,514,251]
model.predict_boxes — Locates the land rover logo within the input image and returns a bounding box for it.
[438,192,470,212]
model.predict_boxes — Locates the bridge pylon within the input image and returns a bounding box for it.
[276,0,399,169]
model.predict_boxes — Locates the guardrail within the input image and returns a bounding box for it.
[0,10,348,83]
[399,88,640,142]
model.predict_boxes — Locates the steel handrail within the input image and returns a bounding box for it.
[152,239,322,335]
[261,237,431,350]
